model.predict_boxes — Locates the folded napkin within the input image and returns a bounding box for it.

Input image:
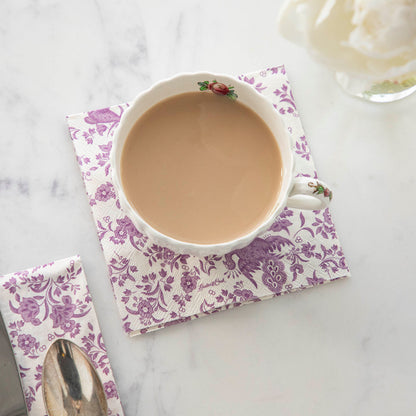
[67,66,350,336]
[0,256,124,416]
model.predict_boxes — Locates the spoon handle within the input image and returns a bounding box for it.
[56,340,83,402]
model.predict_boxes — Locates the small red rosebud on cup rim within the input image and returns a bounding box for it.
[324,188,330,197]
[209,82,229,95]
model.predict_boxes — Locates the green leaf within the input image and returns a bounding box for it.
[199,86,208,91]
[227,91,238,101]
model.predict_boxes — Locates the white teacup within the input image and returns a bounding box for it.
[111,72,332,257]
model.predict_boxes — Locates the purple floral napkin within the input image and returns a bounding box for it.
[0,255,124,416]
[66,66,350,337]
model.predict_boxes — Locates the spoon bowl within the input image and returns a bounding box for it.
[42,339,108,416]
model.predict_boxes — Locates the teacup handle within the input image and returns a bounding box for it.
[286,177,333,210]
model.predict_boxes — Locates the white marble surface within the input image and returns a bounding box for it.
[1,1,415,415]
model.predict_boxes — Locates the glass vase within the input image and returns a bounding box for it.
[335,71,416,103]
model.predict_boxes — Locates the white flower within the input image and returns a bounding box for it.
[278,0,416,80]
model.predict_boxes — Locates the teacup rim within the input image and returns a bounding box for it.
[111,71,294,256]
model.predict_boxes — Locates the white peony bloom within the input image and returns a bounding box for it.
[278,0,416,80]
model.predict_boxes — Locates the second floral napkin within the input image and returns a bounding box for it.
[67,66,350,336]
[0,255,124,415]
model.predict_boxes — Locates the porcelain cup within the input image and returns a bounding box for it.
[111,72,332,256]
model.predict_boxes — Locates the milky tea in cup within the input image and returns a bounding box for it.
[120,84,283,245]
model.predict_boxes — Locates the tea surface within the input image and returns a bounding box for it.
[121,91,283,244]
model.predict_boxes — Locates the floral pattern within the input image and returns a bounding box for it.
[308,181,333,200]
[197,80,238,101]
[95,182,116,202]
[262,258,288,293]
[0,256,124,416]
[67,66,350,336]
[198,80,238,100]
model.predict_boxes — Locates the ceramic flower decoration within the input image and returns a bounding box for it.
[278,0,416,101]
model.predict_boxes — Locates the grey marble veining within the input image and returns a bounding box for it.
[1,1,416,415]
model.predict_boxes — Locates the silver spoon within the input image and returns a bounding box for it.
[42,339,108,416]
